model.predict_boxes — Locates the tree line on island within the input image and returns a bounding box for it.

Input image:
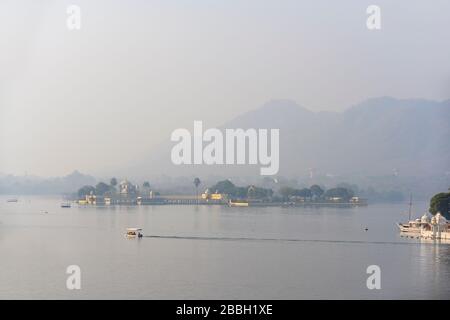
[75,177,450,218]
[77,178,156,198]
[203,179,357,202]
[76,177,357,203]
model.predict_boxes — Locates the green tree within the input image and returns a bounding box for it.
[310,185,324,198]
[280,187,295,200]
[109,178,118,194]
[211,179,235,195]
[324,187,354,201]
[235,187,248,198]
[295,188,312,198]
[95,182,111,196]
[78,185,95,198]
[429,191,450,219]
[110,177,117,187]
[208,180,272,200]
[143,181,150,188]
[248,186,273,200]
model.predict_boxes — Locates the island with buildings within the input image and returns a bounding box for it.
[75,178,368,207]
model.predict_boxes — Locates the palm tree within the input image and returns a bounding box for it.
[194,177,201,204]
[109,177,118,195]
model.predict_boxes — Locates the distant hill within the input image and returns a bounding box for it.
[2,98,449,197]
[0,170,96,195]
[128,97,450,178]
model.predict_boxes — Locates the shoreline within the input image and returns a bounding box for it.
[74,200,368,208]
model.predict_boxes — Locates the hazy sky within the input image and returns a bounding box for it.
[1,0,449,176]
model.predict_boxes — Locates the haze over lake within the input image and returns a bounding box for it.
[1,0,449,304]
[1,196,449,299]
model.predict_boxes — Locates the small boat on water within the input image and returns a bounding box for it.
[125,228,143,238]
[397,194,421,233]
[398,213,450,240]
[281,202,295,208]
[397,215,428,233]
[6,198,18,203]
[61,202,71,208]
[397,195,450,240]
[229,200,249,207]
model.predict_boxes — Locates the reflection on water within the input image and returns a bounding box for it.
[0,196,449,299]
[419,241,450,296]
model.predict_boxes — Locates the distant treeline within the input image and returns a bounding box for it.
[77,178,158,198]
[2,170,447,205]
[208,180,273,199]
[206,180,357,202]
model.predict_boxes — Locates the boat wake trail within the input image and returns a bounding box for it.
[144,235,436,246]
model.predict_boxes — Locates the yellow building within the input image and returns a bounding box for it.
[210,193,224,200]
[202,189,227,202]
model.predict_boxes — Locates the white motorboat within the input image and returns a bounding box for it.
[61,202,71,208]
[398,212,450,240]
[125,227,143,238]
[397,194,422,233]
[397,218,425,233]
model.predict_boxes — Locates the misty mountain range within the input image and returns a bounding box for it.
[0,170,96,195]
[131,96,450,178]
[1,97,449,197]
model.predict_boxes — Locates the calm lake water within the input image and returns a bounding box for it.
[0,196,449,299]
